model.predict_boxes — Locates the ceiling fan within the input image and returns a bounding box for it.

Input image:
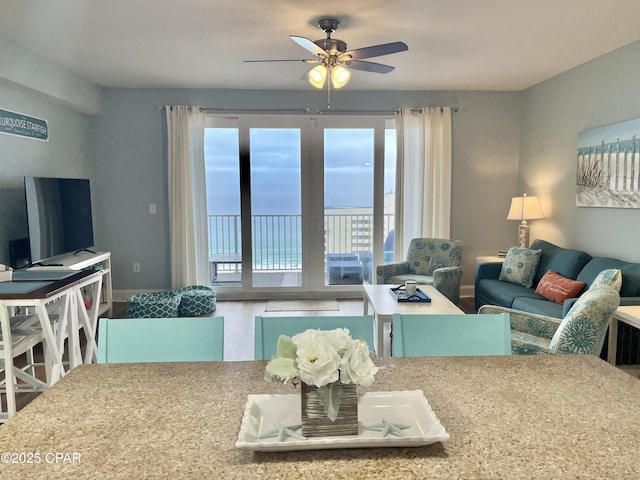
[245,18,408,92]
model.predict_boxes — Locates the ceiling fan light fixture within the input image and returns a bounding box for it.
[330,65,350,88]
[308,65,327,89]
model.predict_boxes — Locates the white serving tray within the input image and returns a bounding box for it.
[236,390,449,452]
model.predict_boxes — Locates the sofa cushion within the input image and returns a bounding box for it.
[534,270,586,304]
[530,239,592,285]
[511,331,555,355]
[577,257,640,296]
[499,247,542,288]
[477,278,542,308]
[512,297,564,319]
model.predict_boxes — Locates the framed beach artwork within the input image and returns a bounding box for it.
[577,117,640,208]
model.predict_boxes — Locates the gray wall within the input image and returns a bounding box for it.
[520,40,640,261]
[0,83,94,265]
[90,89,522,290]
[13,36,640,293]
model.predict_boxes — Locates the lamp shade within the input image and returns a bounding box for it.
[507,194,544,221]
[308,65,327,89]
[330,65,350,88]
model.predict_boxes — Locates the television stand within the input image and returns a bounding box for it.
[28,251,112,316]
[74,248,96,255]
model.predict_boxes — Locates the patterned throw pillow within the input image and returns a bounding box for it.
[535,269,586,304]
[499,247,542,288]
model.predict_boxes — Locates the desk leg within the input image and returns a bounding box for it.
[608,315,619,365]
[79,278,102,364]
[36,302,66,386]
[67,293,82,370]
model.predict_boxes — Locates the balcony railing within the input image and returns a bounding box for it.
[207,213,394,272]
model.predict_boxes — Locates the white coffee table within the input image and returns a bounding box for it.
[363,284,464,356]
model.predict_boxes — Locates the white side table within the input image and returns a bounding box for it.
[607,305,640,365]
[476,256,505,264]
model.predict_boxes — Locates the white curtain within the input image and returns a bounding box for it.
[165,105,208,289]
[394,107,452,258]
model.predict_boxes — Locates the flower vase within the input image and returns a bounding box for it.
[300,381,358,437]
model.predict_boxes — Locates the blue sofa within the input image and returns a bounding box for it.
[475,239,640,318]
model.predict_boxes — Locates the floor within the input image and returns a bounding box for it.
[113,297,379,361]
[112,295,478,361]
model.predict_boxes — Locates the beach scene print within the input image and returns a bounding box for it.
[577,117,640,208]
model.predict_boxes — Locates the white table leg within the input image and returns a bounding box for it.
[378,314,393,357]
[363,291,383,355]
[67,292,82,370]
[77,276,102,364]
[36,302,66,385]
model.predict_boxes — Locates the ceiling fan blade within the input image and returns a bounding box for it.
[343,60,395,74]
[340,41,408,61]
[244,59,316,63]
[290,35,327,58]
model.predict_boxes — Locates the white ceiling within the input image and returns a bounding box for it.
[1,0,640,91]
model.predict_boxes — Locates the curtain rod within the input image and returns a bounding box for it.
[159,106,462,115]
[199,107,462,115]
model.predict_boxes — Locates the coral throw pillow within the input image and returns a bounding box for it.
[535,270,586,304]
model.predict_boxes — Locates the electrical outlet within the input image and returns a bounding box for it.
[149,203,157,215]
[133,262,140,273]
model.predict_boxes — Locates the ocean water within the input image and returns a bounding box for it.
[209,216,302,270]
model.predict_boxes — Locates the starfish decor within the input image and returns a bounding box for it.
[365,418,411,437]
[257,423,306,442]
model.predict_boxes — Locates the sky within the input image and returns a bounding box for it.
[204,127,395,215]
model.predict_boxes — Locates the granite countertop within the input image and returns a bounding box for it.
[1,355,639,479]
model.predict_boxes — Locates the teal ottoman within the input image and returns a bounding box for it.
[126,291,181,318]
[176,285,217,316]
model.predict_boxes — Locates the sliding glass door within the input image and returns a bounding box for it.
[204,115,395,297]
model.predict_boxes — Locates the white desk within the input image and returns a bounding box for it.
[607,305,640,364]
[363,284,464,356]
[0,270,103,385]
[29,251,112,316]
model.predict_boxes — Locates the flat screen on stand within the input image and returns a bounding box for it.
[24,176,95,264]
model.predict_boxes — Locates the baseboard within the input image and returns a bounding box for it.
[113,289,159,302]
[460,284,474,298]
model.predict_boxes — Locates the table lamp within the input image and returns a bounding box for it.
[506,193,544,248]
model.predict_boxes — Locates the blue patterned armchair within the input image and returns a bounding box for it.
[479,269,621,355]
[376,238,464,304]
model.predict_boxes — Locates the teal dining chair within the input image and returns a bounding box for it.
[97,316,224,363]
[392,313,511,357]
[254,315,375,360]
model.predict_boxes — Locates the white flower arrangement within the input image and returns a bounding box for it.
[264,328,379,421]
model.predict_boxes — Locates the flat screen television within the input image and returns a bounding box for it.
[24,176,95,264]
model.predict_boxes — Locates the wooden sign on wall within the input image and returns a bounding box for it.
[0,108,49,141]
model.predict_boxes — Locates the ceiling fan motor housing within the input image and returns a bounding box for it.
[314,38,347,55]
[318,18,340,33]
